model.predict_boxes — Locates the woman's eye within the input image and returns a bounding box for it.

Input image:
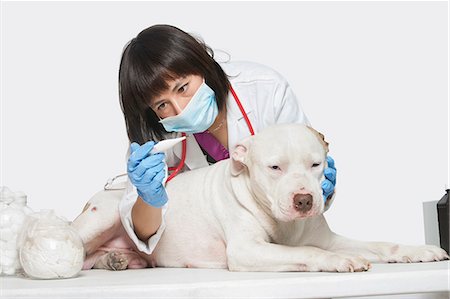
[157,102,167,110]
[178,83,188,93]
[312,162,321,168]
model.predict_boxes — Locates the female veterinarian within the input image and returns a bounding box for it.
[118,24,337,254]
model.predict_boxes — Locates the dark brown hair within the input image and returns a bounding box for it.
[119,24,230,144]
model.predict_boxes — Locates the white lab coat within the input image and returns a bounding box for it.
[119,61,311,254]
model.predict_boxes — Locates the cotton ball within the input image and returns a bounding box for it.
[0,207,26,275]
[0,227,16,241]
[18,210,85,279]
[0,206,26,226]
[0,186,34,276]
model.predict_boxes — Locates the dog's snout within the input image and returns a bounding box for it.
[293,194,313,213]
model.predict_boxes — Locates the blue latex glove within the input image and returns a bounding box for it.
[127,141,168,208]
[321,156,337,202]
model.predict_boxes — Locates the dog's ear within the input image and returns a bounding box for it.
[306,126,329,153]
[230,136,252,176]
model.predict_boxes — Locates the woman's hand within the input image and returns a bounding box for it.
[322,156,337,202]
[127,141,168,207]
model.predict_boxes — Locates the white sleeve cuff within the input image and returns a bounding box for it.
[118,180,168,255]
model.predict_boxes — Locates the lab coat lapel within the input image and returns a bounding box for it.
[173,134,209,170]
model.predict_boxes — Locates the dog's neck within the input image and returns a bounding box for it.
[228,167,279,240]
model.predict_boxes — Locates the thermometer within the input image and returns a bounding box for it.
[150,136,186,154]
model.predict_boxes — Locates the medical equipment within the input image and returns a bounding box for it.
[151,136,186,153]
[229,86,255,136]
[0,186,33,276]
[437,189,449,254]
[18,210,84,279]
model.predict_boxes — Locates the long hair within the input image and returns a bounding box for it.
[119,24,230,144]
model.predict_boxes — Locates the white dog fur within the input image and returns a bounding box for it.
[72,124,449,272]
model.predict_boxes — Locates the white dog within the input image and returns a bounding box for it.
[72,124,449,272]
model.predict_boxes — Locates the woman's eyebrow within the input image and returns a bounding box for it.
[150,76,188,108]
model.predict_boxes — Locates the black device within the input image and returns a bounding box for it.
[437,189,449,254]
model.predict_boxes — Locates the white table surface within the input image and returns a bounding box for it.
[1,261,449,299]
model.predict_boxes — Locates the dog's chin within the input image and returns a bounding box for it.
[273,208,321,222]
[294,210,321,220]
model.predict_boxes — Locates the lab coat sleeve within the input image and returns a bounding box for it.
[272,77,311,126]
[118,179,168,255]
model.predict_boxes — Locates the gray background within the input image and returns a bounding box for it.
[1,1,448,245]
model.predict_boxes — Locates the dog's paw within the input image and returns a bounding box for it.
[106,251,129,271]
[385,245,449,263]
[317,253,371,273]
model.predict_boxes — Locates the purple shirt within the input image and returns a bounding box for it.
[193,132,229,162]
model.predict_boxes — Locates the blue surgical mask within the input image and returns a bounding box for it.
[159,82,219,134]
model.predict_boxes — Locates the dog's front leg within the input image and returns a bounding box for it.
[327,234,449,263]
[226,240,371,272]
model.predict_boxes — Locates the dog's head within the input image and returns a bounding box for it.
[231,124,331,222]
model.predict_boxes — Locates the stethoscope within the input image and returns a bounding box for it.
[104,85,254,190]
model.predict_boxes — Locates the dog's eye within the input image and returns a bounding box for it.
[270,165,281,171]
[312,163,321,168]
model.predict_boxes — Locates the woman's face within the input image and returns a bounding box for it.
[149,74,204,119]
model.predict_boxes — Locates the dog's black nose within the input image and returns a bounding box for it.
[293,194,313,213]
